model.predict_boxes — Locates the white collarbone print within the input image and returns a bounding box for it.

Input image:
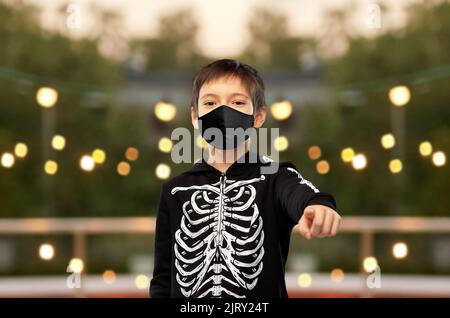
[171,174,266,298]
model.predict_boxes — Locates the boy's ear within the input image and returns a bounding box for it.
[191,106,199,129]
[253,105,267,128]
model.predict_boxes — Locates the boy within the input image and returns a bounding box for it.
[150,59,341,298]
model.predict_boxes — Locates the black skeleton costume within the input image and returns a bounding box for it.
[150,151,336,298]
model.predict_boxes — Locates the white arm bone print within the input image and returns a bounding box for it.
[171,174,266,298]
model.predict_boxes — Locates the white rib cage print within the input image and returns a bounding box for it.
[171,175,265,298]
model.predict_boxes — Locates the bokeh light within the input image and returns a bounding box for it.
[1,152,15,168]
[36,87,58,108]
[51,135,66,151]
[363,256,378,272]
[44,160,58,175]
[14,143,28,158]
[352,153,367,170]
[155,163,171,180]
[308,145,321,160]
[117,161,131,176]
[389,159,403,174]
[316,160,330,175]
[125,147,139,161]
[341,147,355,163]
[273,136,289,152]
[381,133,396,149]
[92,149,106,164]
[38,243,55,261]
[432,151,446,167]
[158,137,173,153]
[389,85,411,107]
[270,100,293,121]
[419,141,433,157]
[297,273,312,288]
[392,242,408,259]
[80,155,95,171]
[154,101,177,122]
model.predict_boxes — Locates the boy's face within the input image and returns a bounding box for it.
[191,76,266,129]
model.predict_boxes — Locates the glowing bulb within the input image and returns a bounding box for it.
[432,151,446,167]
[389,85,411,107]
[155,163,171,180]
[125,147,139,161]
[419,141,433,157]
[330,268,344,283]
[68,258,84,273]
[44,160,58,175]
[39,243,55,260]
[308,146,321,160]
[14,143,28,158]
[297,273,312,288]
[363,256,378,272]
[80,155,95,171]
[103,270,116,284]
[154,102,177,122]
[341,147,355,163]
[135,274,150,289]
[117,161,131,176]
[316,160,330,175]
[270,100,293,121]
[381,134,396,149]
[392,242,408,259]
[92,149,106,164]
[352,153,367,170]
[36,87,58,108]
[389,159,403,174]
[274,136,289,152]
[51,135,66,151]
[158,137,173,153]
[1,152,15,168]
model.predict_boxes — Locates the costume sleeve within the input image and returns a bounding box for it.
[274,162,337,224]
[149,183,172,298]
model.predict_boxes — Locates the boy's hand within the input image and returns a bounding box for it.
[298,205,341,240]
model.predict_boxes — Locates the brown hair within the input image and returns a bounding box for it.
[191,59,266,114]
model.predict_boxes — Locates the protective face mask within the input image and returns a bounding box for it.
[198,105,255,150]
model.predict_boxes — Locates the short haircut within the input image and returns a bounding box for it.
[191,59,266,114]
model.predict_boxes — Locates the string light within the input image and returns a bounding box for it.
[381,133,396,149]
[297,273,312,288]
[154,101,177,122]
[363,256,378,272]
[51,135,66,151]
[352,153,367,170]
[1,152,15,168]
[432,151,446,167]
[419,141,433,157]
[14,143,28,158]
[392,242,408,259]
[270,100,293,121]
[80,155,95,171]
[389,159,403,174]
[389,85,411,107]
[341,147,355,163]
[117,161,131,176]
[273,136,289,152]
[36,87,58,108]
[125,147,139,161]
[316,160,330,174]
[330,268,344,283]
[158,137,173,153]
[44,160,58,175]
[68,258,84,273]
[39,243,55,260]
[92,149,106,164]
[103,270,116,284]
[135,274,150,289]
[155,163,171,180]
[308,146,321,160]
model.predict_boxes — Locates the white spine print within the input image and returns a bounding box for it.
[171,175,265,298]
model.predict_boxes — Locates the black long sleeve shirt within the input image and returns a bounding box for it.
[150,151,337,298]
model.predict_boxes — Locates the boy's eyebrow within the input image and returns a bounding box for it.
[200,93,249,100]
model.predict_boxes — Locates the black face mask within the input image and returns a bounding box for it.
[198,105,255,150]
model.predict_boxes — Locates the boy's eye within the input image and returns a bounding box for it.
[203,101,215,106]
[233,100,246,106]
